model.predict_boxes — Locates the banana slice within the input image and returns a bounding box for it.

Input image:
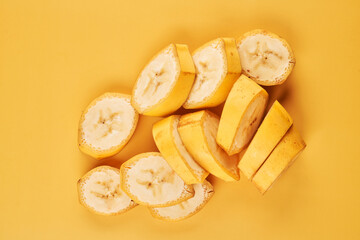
[237,29,295,86]
[152,115,209,184]
[183,38,241,109]
[252,126,306,194]
[132,44,195,116]
[178,110,240,181]
[239,101,293,179]
[120,152,195,207]
[77,166,137,215]
[78,93,139,159]
[149,180,214,221]
[216,75,268,155]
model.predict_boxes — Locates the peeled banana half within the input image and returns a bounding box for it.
[183,38,241,109]
[149,180,214,221]
[120,152,195,207]
[217,75,268,156]
[152,115,209,185]
[132,43,195,116]
[78,93,139,159]
[239,100,293,180]
[77,166,137,216]
[237,29,295,86]
[178,110,240,181]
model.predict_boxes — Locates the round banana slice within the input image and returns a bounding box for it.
[132,43,195,116]
[237,29,295,86]
[152,115,208,185]
[77,166,137,216]
[217,75,268,155]
[149,180,214,221]
[78,93,139,159]
[178,110,240,181]
[120,152,195,207]
[183,38,242,109]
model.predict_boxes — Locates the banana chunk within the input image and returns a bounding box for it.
[178,110,240,181]
[183,38,241,109]
[239,101,293,179]
[78,93,139,159]
[132,44,195,116]
[77,166,137,215]
[149,180,214,221]
[120,152,194,207]
[217,75,268,155]
[237,29,295,86]
[152,115,209,185]
[252,126,306,194]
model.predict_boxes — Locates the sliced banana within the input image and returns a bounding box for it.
[132,43,195,116]
[178,110,240,181]
[217,75,268,155]
[78,93,139,159]
[149,180,214,221]
[77,166,137,215]
[152,115,209,184]
[239,101,293,179]
[252,126,306,194]
[183,38,241,109]
[237,29,295,86]
[120,152,195,207]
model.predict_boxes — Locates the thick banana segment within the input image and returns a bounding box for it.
[253,126,306,194]
[132,44,195,116]
[178,111,240,181]
[237,29,295,86]
[217,75,268,155]
[77,166,137,215]
[120,152,194,207]
[149,180,214,221]
[78,93,139,159]
[239,101,293,179]
[183,38,241,109]
[152,115,208,184]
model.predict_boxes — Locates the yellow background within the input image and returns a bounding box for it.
[1,0,359,239]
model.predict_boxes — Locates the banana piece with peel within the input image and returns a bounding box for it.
[239,101,293,179]
[152,115,209,185]
[183,38,242,109]
[132,43,195,116]
[253,126,306,194]
[149,180,214,221]
[237,29,295,86]
[78,93,139,159]
[178,110,240,181]
[120,152,195,207]
[77,166,137,215]
[217,75,268,155]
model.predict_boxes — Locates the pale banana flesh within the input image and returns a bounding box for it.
[149,180,214,221]
[77,166,137,215]
[252,126,306,194]
[120,152,194,207]
[237,29,295,86]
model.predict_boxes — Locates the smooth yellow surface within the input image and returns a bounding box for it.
[0,0,359,239]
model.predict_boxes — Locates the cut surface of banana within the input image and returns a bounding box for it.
[237,29,295,86]
[149,180,214,221]
[178,110,240,181]
[78,93,139,159]
[152,115,208,185]
[132,43,195,116]
[217,75,268,155]
[77,166,137,215]
[239,100,293,179]
[183,38,241,109]
[252,126,306,194]
[120,152,194,207]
